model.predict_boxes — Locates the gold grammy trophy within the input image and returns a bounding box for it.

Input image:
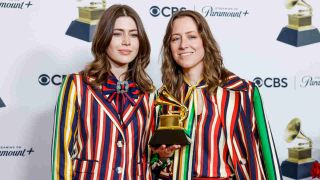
[281,118,314,179]
[66,0,106,42]
[277,0,320,46]
[149,86,191,147]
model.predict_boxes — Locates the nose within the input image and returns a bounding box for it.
[122,34,130,46]
[179,36,188,49]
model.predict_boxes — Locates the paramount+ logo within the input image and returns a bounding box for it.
[38,74,66,86]
[0,146,34,157]
[149,6,186,17]
[253,77,288,88]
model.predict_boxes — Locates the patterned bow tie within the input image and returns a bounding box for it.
[102,76,140,114]
[183,76,207,104]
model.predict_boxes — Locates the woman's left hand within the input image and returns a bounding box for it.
[150,144,181,158]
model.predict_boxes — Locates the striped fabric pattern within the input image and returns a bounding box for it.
[154,75,282,180]
[252,86,282,180]
[216,75,282,180]
[51,74,155,180]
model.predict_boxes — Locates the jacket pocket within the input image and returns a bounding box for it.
[73,158,100,174]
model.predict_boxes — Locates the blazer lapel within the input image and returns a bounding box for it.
[215,87,239,163]
[121,95,145,128]
[87,85,125,137]
[216,76,247,167]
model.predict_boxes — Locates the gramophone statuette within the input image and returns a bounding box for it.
[149,86,191,147]
[277,0,320,46]
[281,118,314,179]
[66,0,106,42]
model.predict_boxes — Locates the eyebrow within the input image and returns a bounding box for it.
[171,31,197,36]
[113,28,138,32]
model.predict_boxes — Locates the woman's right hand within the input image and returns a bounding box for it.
[151,144,181,158]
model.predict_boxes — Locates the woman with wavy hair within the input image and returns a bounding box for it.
[151,10,282,180]
[52,4,155,180]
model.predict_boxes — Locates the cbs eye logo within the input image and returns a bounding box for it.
[38,74,66,86]
[150,6,161,17]
[150,6,186,17]
[253,77,288,88]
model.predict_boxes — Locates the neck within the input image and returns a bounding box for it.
[183,66,203,85]
[110,62,129,81]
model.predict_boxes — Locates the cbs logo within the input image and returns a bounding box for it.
[253,77,288,88]
[38,74,66,86]
[150,6,186,17]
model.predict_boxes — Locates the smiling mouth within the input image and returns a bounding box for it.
[179,52,194,56]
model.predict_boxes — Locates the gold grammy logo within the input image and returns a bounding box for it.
[285,118,312,163]
[277,0,320,46]
[66,1,107,42]
[281,118,315,179]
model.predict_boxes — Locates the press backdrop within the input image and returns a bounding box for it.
[0,0,319,179]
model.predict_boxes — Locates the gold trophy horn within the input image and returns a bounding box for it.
[286,0,312,16]
[155,86,188,129]
[149,86,191,147]
[285,117,312,147]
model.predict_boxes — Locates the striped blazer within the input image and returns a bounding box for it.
[51,74,155,180]
[152,75,282,180]
[217,75,282,180]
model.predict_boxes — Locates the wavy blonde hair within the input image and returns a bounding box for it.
[81,4,154,93]
[161,10,231,99]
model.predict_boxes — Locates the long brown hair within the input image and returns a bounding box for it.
[81,4,154,93]
[161,10,231,99]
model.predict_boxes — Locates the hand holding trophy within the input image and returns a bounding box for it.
[149,86,191,147]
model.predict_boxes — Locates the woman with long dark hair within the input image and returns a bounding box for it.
[52,5,155,179]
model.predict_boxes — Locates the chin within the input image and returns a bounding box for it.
[118,58,135,63]
[179,65,193,70]
[177,61,192,68]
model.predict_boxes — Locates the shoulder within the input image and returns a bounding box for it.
[220,74,257,93]
[141,89,157,103]
[68,73,97,87]
[61,73,96,94]
[62,73,82,82]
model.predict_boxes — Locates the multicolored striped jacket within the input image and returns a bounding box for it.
[51,74,155,180]
[152,75,282,180]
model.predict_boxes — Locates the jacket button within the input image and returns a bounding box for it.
[117,141,123,147]
[239,158,247,165]
[115,167,123,174]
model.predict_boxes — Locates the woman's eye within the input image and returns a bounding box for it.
[171,37,180,42]
[130,34,138,37]
[113,32,121,36]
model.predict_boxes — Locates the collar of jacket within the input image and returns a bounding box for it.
[220,74,249,91]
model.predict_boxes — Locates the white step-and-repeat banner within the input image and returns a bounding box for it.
[0,0,319,179]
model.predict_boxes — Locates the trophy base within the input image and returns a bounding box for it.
[149,129,191,147]
[281,159,314,179]
[277,26,320,47]
[66,20,97,42]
